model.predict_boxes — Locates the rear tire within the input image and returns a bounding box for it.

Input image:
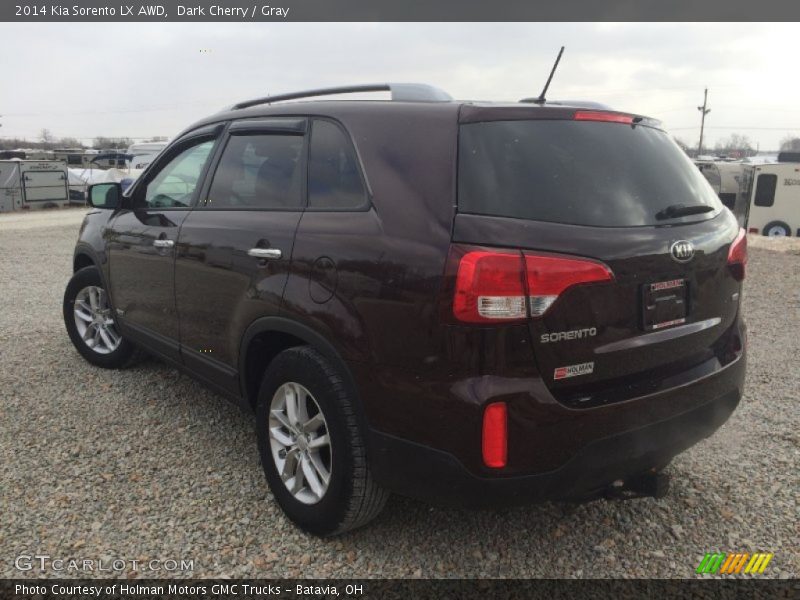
[255,347,388,536]
[763,221,791,237]
[63,266,142,368]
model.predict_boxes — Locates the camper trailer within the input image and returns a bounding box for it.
[126,141,168,170]
[694,160,752,227]
[746,161,800,236]
[0,160,70,212]
[52,148,90,168]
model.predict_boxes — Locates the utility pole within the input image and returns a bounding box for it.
[697,88,710,156]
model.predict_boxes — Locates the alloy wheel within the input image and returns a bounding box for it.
[268,382,332,505]
[73,286,122,355]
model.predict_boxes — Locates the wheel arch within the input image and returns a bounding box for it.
[73,251,95,272]
[239,317,368,431]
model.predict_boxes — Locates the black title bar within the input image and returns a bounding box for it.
[1,579,797,600]
[3,0,800,21]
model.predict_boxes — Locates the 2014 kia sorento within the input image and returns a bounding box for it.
[64,83,747,535]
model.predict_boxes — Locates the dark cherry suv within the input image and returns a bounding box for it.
[64,84,747,535]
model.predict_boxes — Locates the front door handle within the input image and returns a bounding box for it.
[153,239,175,248]
[247,247,282,260]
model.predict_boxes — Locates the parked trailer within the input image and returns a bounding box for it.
[0,160,70,212]
[746,161,800,236]
[126,141,168,170]
[694,160,752,227]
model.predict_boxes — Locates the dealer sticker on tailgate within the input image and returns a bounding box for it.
[553,362,595,380]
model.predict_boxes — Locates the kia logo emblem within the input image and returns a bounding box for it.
[670,240,695,263]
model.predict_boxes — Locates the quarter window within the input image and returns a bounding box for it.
[753,174,777,207]
[308,120,366,210]
[141,140,215,208]
[206,134,304,209]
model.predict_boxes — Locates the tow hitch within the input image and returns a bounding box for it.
[604,471,670,500]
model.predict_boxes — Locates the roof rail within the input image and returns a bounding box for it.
[231,83,452,110]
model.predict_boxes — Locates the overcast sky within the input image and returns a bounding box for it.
[0,22,797,150]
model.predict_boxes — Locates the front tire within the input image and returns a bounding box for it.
[256,347,388,536]
[63,266,140,368]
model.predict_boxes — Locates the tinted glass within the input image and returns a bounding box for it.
[308,120,366,210]
[458,120,722,227]
[754,174,777,207]
[143,140,214,208]
[207,134,303,209]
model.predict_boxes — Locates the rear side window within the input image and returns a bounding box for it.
[308,120,366,210]
[206,134,303,209]
[753,174,777,207]
[458,120,722,227]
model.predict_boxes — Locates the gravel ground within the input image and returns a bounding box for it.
[0,211,797,579]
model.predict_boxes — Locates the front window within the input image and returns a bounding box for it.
[141,140,215,208]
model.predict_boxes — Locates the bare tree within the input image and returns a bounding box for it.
[39,128,55,149]
[714,133,754,158]
[92,136,134,150]
[673,137,693,156]
[57,137,84,149]
[779,134,800,151]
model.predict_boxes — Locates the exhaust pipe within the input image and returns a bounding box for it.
[604,470,670,500]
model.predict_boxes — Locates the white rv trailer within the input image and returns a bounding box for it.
[126,141,168,170]
[745,161,800,236]
[0,160,70,212]
[694,160,752,227]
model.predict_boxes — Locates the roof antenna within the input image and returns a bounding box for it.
[521,46,565,104]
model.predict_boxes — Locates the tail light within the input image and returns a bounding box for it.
[482,402,507,468]
[451,245,613,323]
[524,253,613,316]
[727,228,747,281]
[453,250,526,322]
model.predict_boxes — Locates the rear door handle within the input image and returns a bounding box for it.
[153,239,174,248]
[248,248,282,260]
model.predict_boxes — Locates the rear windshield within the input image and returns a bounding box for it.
[458,120,722,227]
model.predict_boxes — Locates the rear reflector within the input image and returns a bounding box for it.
[452,246,614,323]
[727,228,747,281]
[482,402,507,468]
[748,227,759,234]
[573,110,634,125]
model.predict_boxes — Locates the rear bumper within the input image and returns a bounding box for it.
[367,353,744,507]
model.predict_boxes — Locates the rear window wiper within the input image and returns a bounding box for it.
[655,204,715,220]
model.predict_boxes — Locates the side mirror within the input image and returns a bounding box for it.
[87,182,121,209]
